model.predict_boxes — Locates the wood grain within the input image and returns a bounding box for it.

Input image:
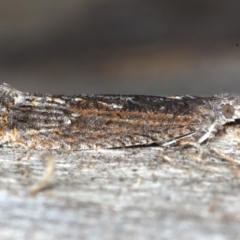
[1,124,240,239]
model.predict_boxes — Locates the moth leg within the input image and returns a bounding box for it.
[161,131,197,147]
[197,122,216,144]
[177,139,203,156]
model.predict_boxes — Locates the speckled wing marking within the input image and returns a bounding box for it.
[0,83,240,150]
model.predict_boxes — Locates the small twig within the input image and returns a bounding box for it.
[186,153,203,162]
[132,175,142,188]
[29,153,55,195]
[230,168,240,178]
[210,147,240,165]
[157,151,172,163]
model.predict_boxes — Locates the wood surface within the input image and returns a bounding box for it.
[1,124,240,240]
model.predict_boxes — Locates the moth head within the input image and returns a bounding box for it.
[219,94,240,122]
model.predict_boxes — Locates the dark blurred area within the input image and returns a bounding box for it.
[1,0,240,95]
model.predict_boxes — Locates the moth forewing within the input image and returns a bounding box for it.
[0,83,240,150]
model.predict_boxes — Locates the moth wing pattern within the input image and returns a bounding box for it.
[0,83,238,150]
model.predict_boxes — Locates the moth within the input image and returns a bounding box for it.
[0,83,240,150]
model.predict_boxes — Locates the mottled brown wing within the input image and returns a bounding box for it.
[6,92,216,150]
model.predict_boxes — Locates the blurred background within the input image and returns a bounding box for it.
[0,0,240,95]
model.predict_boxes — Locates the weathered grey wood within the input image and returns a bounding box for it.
[1,125,240,240]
